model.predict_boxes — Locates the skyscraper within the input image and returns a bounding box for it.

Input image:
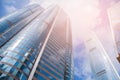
[108,1,120,63]
[0,4,73,80]
[84,31,120,80]
[0,4,44,47]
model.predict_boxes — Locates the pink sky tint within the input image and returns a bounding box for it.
[29,0,100,39]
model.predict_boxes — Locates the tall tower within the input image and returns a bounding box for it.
[84,31,120,80]
[108,1,120,63]
[0,4,73,80]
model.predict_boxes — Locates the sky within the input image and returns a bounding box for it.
[0,0,120,80]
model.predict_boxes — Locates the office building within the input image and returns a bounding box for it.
[84,32,120,80]
[108,1,120,62]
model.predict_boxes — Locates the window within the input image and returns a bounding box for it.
[34,73,45,80]
[16,71,27,80]
[21,65,30,75]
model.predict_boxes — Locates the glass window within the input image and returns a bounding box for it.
[1,57,16,66]
[0,63,12,73]
[24,59,33,69]
[14,61,22,68]
[40,63,61,79]
[28,55,35,63]
[0,74,14,80]
[16,71,27,80]
[21,65,30,75]
[9,67,18,76]
[34,73,45,80]
[41,58,63,75]
[36,68,55,80]
[0,20,10,33]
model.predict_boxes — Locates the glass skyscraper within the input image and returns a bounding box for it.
[84,31,120,80]
[108,1,120,63]
[0,4,44,47]
[0,4,73,80]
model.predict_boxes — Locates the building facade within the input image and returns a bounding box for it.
[0,4,44,47]
[108,1,120,62]
[0,4,73,80]
[84,32,120,80]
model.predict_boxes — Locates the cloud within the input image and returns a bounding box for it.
[0,0,30,17]
[4,5,16,13]
[29,0,59,8]
[73,39,94,80]
[0,0,16,17]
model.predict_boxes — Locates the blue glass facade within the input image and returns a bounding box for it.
[0,4,44,47]
[0,4,73,80]
[32,9,73,80]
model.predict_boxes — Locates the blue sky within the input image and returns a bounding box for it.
[0,0,29,17]
[0,0,120,80]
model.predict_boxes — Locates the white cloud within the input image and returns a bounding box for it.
[4,5,16,13]
[73,40,93,79]
[29,0,61,8]
[0,0,17,15]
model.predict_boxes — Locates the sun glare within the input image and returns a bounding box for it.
[30,0,100,39]
[57,0,100,39]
